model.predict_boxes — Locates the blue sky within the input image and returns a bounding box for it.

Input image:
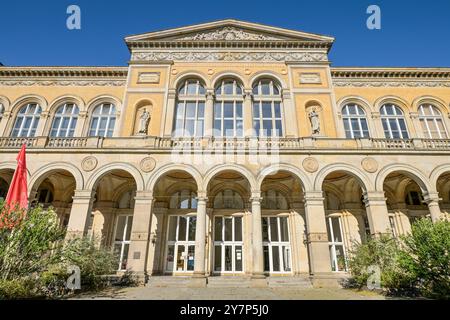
[1,0,449,67]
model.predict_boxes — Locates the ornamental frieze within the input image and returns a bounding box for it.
[332,80,450,88]
[0,80,126,87]
[131,51,328,62]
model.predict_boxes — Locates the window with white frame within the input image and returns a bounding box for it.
[89,103,116,137]
[213,216,244,273]
[50,103,79,137]
[262,216,292,273]
[418,104,448,139]
[252,79,283,137]
[261,190,288,210]
[213,189,244,209]
[166,215,196,272]
[173,79,205,137]
[214,78,243,137]
[380,104,409,139]
[169,190,198,209]
[11,103,42,137]
[327,216,347,272]
[342,104,370,138]
[113,215,133,271]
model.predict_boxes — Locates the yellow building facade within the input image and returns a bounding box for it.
[0,20,449,287]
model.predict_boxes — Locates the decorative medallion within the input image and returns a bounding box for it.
[303,157,319,173]
[207,69,214,75]
[361,157,379,173]
[81,156,98,172]
[171,69,178,75]
[140,157,156,173]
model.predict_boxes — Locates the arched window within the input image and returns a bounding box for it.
[11,103,42,137]
[380,104,409,139]
[252,79,283,137]
[405,190,424,206]
[214,78,243,137]
[170,190,198,209]
[261,190,288,210]
[214,189,244,209]
[173,79,205,137]
[89,103,116,137]
[0,103,4,121]
[418,104,448,139]
[342,104,369,138]
[50,103,79,137]
[118,190,136,209]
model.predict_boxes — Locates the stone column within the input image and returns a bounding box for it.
[193,195,208,280]
[243,90,254,137]
[303,191,332,274]
[423,192,443,222]
[66,189,95,238]
[146,208,165,275]
[282,90,299,137]
[363,191,392,236]
[163,89,177,137]
[371,112,385,138]
[250,194,265,278]
[409,112,423,138]
[204,90,214,137]
[127,191,154,279]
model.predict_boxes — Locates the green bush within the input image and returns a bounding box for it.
[62,237,119,291]
[0,202,121,299]
[0,204,66,281]
[0,278,37,300]
[347,218,450,299]
[398,219,450,299]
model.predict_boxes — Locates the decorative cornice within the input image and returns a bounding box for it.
[331,68,450,88]
[0,67,128,87]
[131,51,328,63]
[127,40,332,51]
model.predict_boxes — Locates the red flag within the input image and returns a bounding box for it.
[1,144,28,228]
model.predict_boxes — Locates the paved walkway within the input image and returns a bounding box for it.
[74,286,386,300]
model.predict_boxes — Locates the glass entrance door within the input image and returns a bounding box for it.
[166,215,196,273]
[113,215,133,271]
[213,216,244,273]
[262,216,292,273]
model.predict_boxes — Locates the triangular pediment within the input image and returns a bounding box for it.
[125,19,334,42]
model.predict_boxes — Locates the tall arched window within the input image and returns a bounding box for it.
[174,79,206,137]
[380,104,409,139]
[214,78,243,137]
[0,103,4,122]
[169,190,198,209]
[418,104,448,139]
[11,103,42,137]
[342,104,369,138]
[252,79,283,137]
[89,103,116,137]
[214,189,244,209]
[50,103,79,137]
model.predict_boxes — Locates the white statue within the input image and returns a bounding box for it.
[138,109,150,134]
[308,109,320,135]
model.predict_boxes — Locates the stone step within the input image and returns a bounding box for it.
[207,276,253,288]
[267,276,313,288]
[146,276,191,288]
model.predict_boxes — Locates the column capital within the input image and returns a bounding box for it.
[363,191,387,202]
[134,190,154,201]
[244,90,253,101]
[206,89,215,100]
[422,192,441,204]
[303,191,325,202]
[73,189,95,201]
[250,196,263,203]
[168,88,177,99]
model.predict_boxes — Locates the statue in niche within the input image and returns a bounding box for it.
[308,109,320,135]
[138,108,151,135]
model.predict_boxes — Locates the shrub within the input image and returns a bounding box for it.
[398,218,450,299]
[61,237,119,291]
[0,203,66,281]
[347,218,450,299]
[0,278,37,300]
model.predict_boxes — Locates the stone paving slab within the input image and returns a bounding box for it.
[73,287,386,300]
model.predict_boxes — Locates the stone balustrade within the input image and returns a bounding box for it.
[1,136,450,152]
